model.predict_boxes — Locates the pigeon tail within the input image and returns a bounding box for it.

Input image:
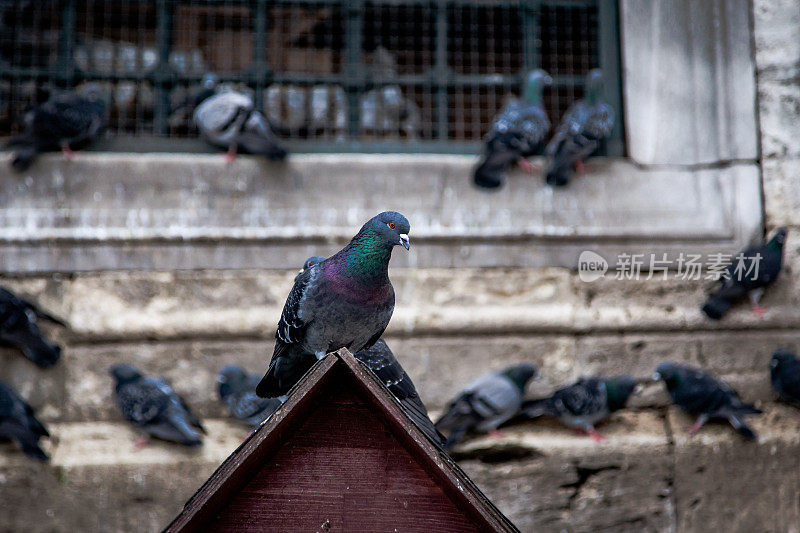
[18,437,49,461]
[256,344,316,398]
[545,164,571,187]
[701,295,731,320]
[239,132,288,161]
[473,160,504,189]
[10,142,38,172]
[521,398,554,419]
[730,418,758,441]
[441,426,468,450]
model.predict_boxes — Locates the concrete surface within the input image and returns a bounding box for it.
[0,153,760,271]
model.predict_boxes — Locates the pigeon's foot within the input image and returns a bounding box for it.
[488,430,506,439]
[688,422,703,436]
[516,158,538,174]
[587,428,606,442]
[225,146,238,164]
[61,145,76,161]
[573,160,585,175]
[751,304,768,318]
[133,436,150,449]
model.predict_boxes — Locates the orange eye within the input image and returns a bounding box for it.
[388,222,396,229]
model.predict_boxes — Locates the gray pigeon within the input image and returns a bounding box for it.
[7,84,106,171]
[0,287,66,368]
[0,381,49,460]
[474,70,552,189]
[545,69,614,187]
[434,362,538,449]
[770,350,800,409]
[217,365,283,427]
[355,339,444,446]
[294,255,326,283]
[522,375,638,440]
[702,227,787,320]
[110,364,205,446]
[193,88,286,162]
[653,362,761,440]
[256,212,411,398]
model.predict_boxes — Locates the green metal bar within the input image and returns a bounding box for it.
[434,0,449,141]
[153,0,173,136]
[57,0,76,87]
[520,0,541,72]
[252,0,269,110]
[343,0,364,138]
[597,0,624,156]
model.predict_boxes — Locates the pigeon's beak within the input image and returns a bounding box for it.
[651,372,661,382]
[399,234,410,250]
[544,74,553,85]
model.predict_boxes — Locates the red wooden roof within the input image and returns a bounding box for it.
[165,349,518,533]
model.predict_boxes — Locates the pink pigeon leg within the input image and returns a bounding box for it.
[61,143,75,161]
[488,430,506,438]
[224,145,238,164]
[573,160,585,174]
[587,427,606,442]
[133,435,150,448]
[516,158,537,173]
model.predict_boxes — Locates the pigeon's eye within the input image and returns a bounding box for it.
[388,222,396,230]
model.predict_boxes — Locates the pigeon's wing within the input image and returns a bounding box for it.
[256,267,318,397]
[583,102,615,139]
[438,374,519,431]
[193,91,253,145]
[238,110,287,161]
[356,340,444,445]
[551,378,605,417]
[176,393,206,433]
[672,368,737,416]
[229,391,281,426]
[777,362,800,402]
[546,102,583,156]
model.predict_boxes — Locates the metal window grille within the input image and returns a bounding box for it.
[0,0,623,155]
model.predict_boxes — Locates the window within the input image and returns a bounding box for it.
[0,0,623,154]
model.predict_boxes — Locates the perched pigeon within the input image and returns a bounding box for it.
[434,362,538,449]
[0,288,66,368]
[770,350,800,409]
[7,84,106,171]
[473,70,552,189]
[545,69,614,187]
[702,227,787,320]
[653,362,761,440]
[522,375,638,441]
[256,212,411,398]
[356,339,444,445]
[193,88,287,162]
[110,364,206,446]
[0,381,49,460]
[217,365,283,427]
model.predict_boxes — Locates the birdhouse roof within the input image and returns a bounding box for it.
[165,348,518,532]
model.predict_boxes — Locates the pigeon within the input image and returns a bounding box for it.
[217,365,283,427]
[0,287,66,368]
[653,362,761,440]
[434,362,538,449]
[545,69,614,187]
[7,84,106,171]
[193,88,287,163]
[0,381,50,460]
[522,375,638,441]
[256,212,411,398]
[473,69,552,189]
[702,227,787,320]
[355,338,444,446]
[110,364,206,447]
[770,349,800,409]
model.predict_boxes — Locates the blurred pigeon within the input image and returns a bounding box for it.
[218,365,283,427]
[702,227,787,320]
[110,364,205,447]
[256,212,411,398]
[193,88,286,163]
[545,69,614,187]
[356,339,444,446]
[434,362,538,449]
[653,362,761,440]
[7,84,106,171]
[522,375,638,441]
[0,381,49,460]
[770,349,800,409]
[474,70,552,189]
[0,287,66,368]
